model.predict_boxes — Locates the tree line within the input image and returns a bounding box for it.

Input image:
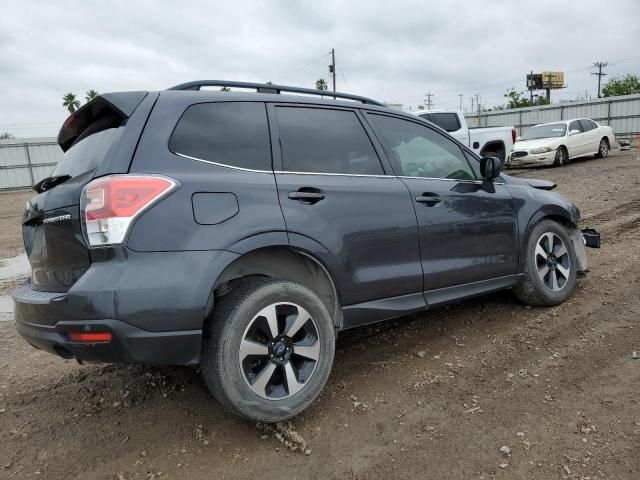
[500,74,640,110]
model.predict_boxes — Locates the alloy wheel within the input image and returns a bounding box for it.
[535,232,571,291]
[239,302,320,400]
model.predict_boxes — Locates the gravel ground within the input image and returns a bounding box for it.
[0,151,639,480]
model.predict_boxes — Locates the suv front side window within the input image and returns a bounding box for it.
[367,114,475,181]
[275,107,384,175]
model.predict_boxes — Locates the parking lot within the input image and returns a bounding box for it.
[1,151,639,479]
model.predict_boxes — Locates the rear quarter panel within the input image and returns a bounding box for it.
[125,93,288,253]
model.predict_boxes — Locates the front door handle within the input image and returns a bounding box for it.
[416,194,441,205]
[288,191,325,204]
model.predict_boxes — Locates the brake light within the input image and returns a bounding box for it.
[68,332,112,342]
[512,128,517,144]
[82,175,177,247]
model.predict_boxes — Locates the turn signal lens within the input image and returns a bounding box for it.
[81,175,178,247]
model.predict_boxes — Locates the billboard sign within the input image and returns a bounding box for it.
[527,71,565,90]
[542,71,564,89]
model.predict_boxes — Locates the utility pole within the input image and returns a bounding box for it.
[592,61,608,98]
[424,92,434,110]
[530,70,534,105]
[475,94,480,117]
[458,94,463,111]
[329,48,336,93]
[470,97,475,114]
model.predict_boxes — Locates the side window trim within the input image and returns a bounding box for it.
[267,103,390,177]
[362,110,479,181]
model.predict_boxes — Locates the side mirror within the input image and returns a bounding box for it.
[568,129,581,136]
[480,156,502,181]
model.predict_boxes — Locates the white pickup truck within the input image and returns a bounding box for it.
[413,110,516,164]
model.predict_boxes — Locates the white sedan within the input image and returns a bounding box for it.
[508,118,615,168]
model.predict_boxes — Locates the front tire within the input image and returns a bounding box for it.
[514,220,577,306]
[553,146,567,167]
[595,138,609,158]
[201,278,335,423]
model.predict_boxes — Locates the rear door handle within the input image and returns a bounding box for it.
[288,191,325,204]
[416,194,441,205]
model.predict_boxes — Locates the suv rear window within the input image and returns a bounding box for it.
[169,102,271,170]
[275,107,383,175]
[51,127,123,178]
[53,107,126,179]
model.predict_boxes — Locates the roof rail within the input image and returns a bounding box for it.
[167,80,386,107]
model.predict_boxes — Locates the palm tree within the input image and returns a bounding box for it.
[85,89,99,102]
[62,93,80,113]
[315,79,328,91]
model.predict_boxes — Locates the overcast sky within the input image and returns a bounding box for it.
[2,0,639,137]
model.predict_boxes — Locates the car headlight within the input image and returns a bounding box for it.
[530,146,553,154]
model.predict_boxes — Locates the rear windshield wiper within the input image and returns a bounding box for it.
[33,174,71,193]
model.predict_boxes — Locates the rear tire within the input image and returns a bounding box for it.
[595,138,609,158]
[514,220,577,306]
[201,278,335,423]
[553,146,567,167]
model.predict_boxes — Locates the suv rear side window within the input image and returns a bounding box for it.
[275,107,384,175]
[367,114,475,180]
[169,102,271,170]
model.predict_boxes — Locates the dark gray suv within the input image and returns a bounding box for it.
[14,81,599,422]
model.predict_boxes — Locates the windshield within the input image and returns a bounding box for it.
[520,123,566,140]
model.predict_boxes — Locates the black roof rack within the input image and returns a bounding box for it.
[167,80,386,107]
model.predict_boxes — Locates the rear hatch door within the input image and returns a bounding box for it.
[23,92,148,292]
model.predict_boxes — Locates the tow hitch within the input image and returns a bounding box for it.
[581,228,601,248]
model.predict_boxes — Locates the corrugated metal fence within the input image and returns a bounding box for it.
[465,93,640,139]
[0,138,62,190]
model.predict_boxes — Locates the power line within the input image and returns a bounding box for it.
[272,52,331,83]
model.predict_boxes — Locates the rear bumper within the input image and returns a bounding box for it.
[12,248,240,365]
[15,314,201,365]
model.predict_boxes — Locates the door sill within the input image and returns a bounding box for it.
[424,274,522,307]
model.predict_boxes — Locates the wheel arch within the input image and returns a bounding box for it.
[519,206,579,272]
[558,144,569,158]
[210,245,342,329]
[479,140,506,162]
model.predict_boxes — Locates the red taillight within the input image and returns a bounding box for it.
[82,175,177,247]
[68,332,112,342]
[512,128,517,144]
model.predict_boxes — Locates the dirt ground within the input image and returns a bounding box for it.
[1,151,639,480]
